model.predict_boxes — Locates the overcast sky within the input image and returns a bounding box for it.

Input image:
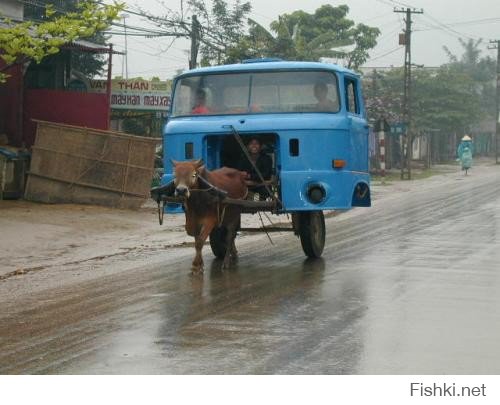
[104,0,500,79]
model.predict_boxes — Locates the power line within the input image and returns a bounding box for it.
[113,44,187,63]
[422,13,481,41]
[387,0,416,8]
[366,46,403,62]
[374,0,397,8]
[111,22,176,35]
[376,24,404,46]
[152,0,175,15]
[361,11,395,24]
[130,36,183,57]
[416,17,500,30]
[104,31,185,38]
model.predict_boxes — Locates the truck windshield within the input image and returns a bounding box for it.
[171,70,340,117]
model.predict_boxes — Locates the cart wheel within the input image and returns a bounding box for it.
[210,226,227,259]
[297,211,325,258]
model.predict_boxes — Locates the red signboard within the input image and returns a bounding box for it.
[23,89,109,147]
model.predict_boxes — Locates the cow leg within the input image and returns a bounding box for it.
[230,214,240,258]
[222,225,237,269]
[192,219,216,274]
[185,212,197,237]
[230,238,238,258]
[192,226,204,273]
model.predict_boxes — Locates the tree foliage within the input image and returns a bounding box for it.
[138,0,252,66]
[239,5,380,69]
[189,0,252,65]
[443,38,496,119]
[140,2,379,69]
[364,38,493,135]
[412,68,482,132]
[0,1,123,83]
[25,0,112,76]
[24,0,112,77]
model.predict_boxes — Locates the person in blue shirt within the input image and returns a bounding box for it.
[457,135,473,173]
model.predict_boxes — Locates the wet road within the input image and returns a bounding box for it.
[1,168,500,374]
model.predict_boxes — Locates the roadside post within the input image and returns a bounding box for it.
[391,123,406,177]
[376,119,390,184]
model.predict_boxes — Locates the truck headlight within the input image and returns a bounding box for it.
[307,184,326,204]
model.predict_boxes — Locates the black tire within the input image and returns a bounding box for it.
[298,211,325,258]
[209,226,227,259]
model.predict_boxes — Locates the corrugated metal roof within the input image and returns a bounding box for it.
[62,39,124,55]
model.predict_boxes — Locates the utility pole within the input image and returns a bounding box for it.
[394,7,423,180]
[106,44,113,129]
[123,13,129,79]
[489,40,500,164]
[189,15,200,70]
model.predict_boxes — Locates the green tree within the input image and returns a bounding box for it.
[140,2,378,69]
[139,0,252,67]
[363,68,404,123]
[444,38,496,120]
[0,1,123,83]
[241,5,380,69]
[23,0,112,77]
[191,0,252,65]
[412,68,481,133]
[364,67,481,134]
[364,65,484,164]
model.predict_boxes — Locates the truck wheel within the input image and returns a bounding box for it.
[297,211,325,258]
[209,226,227,259]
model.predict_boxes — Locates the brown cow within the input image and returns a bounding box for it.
[172,159,248,273]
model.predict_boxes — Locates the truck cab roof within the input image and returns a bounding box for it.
[177,61,359,78]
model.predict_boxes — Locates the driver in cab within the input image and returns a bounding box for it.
[314,82,337,112]
[191,89,211,115]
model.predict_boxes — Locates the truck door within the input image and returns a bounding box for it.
[344,76,369,173]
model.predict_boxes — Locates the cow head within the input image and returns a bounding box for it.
[171,159,204,198]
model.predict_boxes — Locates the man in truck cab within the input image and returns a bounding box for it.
[314,81,338,112]
[238,137,273,200]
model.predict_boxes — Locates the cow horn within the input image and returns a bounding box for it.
[170,158,179,167]
[193,159,204,168]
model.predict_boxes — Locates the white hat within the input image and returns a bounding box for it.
[462,135,472,141]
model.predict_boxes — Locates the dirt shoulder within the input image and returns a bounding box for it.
[0,201,188,279]
[1,159,497,281]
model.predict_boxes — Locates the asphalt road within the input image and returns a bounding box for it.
[1,166,499,374]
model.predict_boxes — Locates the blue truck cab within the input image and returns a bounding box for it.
[159,60,370,257]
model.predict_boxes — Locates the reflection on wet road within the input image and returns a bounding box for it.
[1,170,500,374]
